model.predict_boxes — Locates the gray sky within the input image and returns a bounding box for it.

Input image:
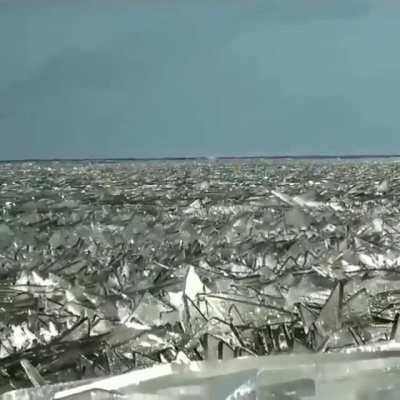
[1,0,400,160]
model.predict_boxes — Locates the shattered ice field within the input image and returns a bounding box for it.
[1,158,400,392]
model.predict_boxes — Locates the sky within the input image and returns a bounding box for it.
[1,0,400,160]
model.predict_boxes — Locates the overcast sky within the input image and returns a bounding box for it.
[1,0,400,160]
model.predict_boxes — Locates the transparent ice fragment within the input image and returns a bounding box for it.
[5,323,38,351]
[183,199,204,215]
[284,207,311,228]
[39,321,59,342]
[225,379,255,400]
[133,292,173,327]
[20,358,46,387]
[270,190,295,206]
[390,313,400,342]
[195,181,210,191]
[55,199,81,210]
[0,223,14,249]
[343,289,371,326]
[49,231,67,249]
[20,211,43,226]
[325,327,358,349]
[313,282,343,339]
[376,179,389,193]
[257,378,315,399]
[358,253,380,269]
[285,275,332,309]
[183,266,210,303]
[297,304,317,334]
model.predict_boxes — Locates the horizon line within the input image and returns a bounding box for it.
[1,153,400,163]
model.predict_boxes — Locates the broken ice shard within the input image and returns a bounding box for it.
[0,224,14,249]
[311,282,343,349]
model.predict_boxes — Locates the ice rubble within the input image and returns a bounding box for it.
[1,160,400,395]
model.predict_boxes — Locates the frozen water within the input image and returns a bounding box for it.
[1,159,400,394]
[0,224,13,250]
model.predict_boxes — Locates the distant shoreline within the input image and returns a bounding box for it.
[1,154,400,163]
